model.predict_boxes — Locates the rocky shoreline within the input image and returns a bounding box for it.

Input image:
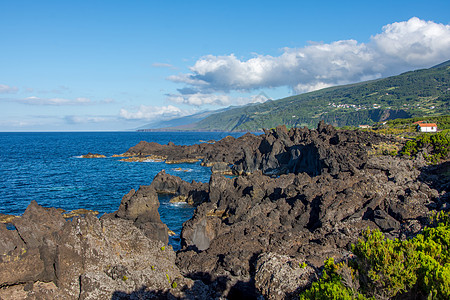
[1,122,448,299]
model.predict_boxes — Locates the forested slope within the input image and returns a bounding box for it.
[191,61,450,131]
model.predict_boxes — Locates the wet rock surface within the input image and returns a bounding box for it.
[81,152,106,158]
[1,123,448,299]
[149,169,209,206]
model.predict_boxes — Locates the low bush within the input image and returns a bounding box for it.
[299,258,365,300]
[400,131,450,163]
[299,211,450,299]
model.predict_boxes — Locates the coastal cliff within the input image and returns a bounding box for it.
[0,123,447,299]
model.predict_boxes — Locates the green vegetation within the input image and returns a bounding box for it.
[191,62,450,131]
[299,258,365,300]
[400,131,450,163]
[368,142,400,157]
[377,115,450,132]
[299,212,450,299]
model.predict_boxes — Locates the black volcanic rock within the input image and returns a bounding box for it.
[154,123,444,298]
[1,200,67,284]
[12,200,65,248]
[231,122,391,176]
[149,170,208,205]
[122,133,263,175]
[122,121,393,178]
[54,214,190,299]
[110,185,169,244]
[254,252,316,300]
[0,196,205,299]
[0,123,447,299]
[174,157,441,297]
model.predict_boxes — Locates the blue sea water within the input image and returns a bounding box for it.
[0,131,244,249]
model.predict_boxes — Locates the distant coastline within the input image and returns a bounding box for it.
[136,128,262,133]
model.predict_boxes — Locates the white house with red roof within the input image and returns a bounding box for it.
[417,123,438,132]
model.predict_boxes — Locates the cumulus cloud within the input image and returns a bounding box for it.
[168,17,450,98]
[119,105,185,120]
[168,42,381,94]
[16,96,92,105]
[0,84,19,94]
[373,17,450,66]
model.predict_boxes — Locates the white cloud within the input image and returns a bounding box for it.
[168,73,209,86]
[152,62,177,69]
[0,84,18,94]
[373,17,450,67]
[165,91,271,107]
[64,115,108,124]
[169,41,381,95]
[74,97,90,104]
[119,105,185,120]
[247,93,270,104]
[166,93,232,106]
[101,98,115,104]
[17,96,92,105]
[0,119,31,127]
[168,17,450,99]
[293,82,334,94]
[235,93,271,105]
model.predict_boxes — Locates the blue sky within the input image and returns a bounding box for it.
[1,0,449,131]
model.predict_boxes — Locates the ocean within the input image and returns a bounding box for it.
[0,131,244,250]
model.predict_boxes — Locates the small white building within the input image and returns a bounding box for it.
[358,125,371,129]
[417,123,438,132]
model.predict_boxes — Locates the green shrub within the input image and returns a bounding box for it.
[299,212,450,299]
[413,214,450,298]
[299,258,366,300]
[400,131,450,163]
[352,229,418,298]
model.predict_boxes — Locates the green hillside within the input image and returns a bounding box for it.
[191,61,450,131]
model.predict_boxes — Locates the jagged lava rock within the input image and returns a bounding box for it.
[113,185,169,243]
[171,123,445,298]
[55,214,188,299]
[254,252,316,300]
[1,122,447,299]
[0,192,209,299]
[150,170,209,205]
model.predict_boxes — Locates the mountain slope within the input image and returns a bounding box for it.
[189,61,450,131]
